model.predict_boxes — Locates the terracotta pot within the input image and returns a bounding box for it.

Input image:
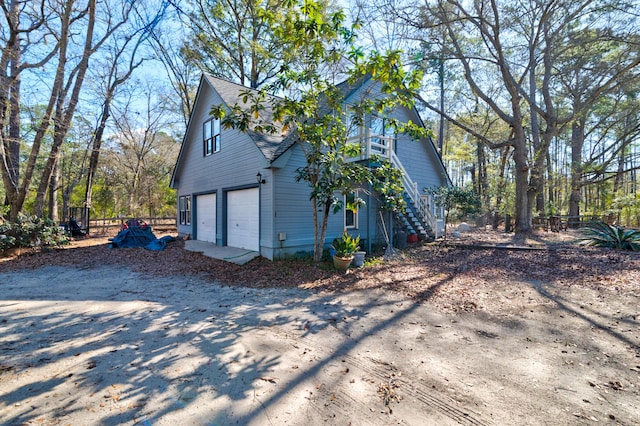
[407,234,418,243]
[333,254,354,271]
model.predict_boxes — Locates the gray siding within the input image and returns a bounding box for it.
[269,145,386,258]
[173,82,273,249]
[270,144,351,258]
[394,107,448,191]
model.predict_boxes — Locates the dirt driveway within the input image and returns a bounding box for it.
[1,234,639,425]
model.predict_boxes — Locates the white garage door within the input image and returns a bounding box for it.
[227,188,259,251]
[196,193,216,243]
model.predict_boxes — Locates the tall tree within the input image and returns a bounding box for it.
[178,0,308,88]
[0,0,59,220]
[104,82,180,217]
[82,0,166,229]
[419,0,534,231]
[1,0,163,220]
[32,0,98,218]
[377,0,640,231]
[553,22,640,222]
[215,0,427,261]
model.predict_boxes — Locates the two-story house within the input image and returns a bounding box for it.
[170,74,449,260]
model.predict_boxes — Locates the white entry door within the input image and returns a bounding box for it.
[196,193,216,243]
[227,188,259,251]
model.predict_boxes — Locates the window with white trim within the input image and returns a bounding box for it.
[345,190,359,229]
[179,195,191,225]
[203,118,221,156]
[370,115,395,154]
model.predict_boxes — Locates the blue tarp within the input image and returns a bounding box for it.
[144,235,177,251]
[109,226,176,251]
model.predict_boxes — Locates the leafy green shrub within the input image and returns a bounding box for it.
[581,221,640,251]
[0,234,16,251]
[332,232,360,258]
[0,214,70,252]
[426,185,482,227]
[363,256,384,267]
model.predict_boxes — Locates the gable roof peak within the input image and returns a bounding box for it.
[202,74,294,162]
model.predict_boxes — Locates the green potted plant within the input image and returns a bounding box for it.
[332,231,360,270]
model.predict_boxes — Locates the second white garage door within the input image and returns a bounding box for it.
[227,188,259,251]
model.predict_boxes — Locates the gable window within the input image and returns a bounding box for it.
[179,195,191,225]
[203,117,221,156]
[345,190,359,229]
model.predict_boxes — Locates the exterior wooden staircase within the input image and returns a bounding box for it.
[348,132,440,240]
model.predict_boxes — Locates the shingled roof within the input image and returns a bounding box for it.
[203,74,374,162]
[203,75,298,162]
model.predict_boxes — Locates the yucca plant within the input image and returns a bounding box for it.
[581,221,640,251]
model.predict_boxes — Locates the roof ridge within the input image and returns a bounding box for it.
[203,73,255,91]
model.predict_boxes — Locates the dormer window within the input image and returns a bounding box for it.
[204,117,221,156]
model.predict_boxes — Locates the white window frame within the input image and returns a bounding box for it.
[179,195,191,225]
[203,118,221,156]
[370,115,395,154]
[345,190,359,229]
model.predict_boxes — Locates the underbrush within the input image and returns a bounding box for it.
[0,214,70,253]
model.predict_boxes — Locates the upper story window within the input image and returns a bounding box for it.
[370,115,396,137]
[370,115,395,154]
[346,107,362,139]
[204,117,221,156]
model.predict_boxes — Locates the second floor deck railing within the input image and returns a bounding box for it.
[346,132,437,235]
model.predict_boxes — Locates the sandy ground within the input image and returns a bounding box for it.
[1,238,639,425]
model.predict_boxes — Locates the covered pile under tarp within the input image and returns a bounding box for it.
[144,235,176,251]
[108,225,176,250]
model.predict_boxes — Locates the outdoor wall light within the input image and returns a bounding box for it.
[256,171,265,184]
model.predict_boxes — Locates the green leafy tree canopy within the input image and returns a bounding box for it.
[213,0,429,261]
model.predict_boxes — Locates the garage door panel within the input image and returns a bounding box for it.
[196,193,216,243]
[227,188,259,251]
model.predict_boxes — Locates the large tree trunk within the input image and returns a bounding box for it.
[62,184,72,222]
[476,139,490,225]
[568,120,585,227]
[0,0,22,221]
[3,0,72,221]
[527,42,544,218]
[48,155,60,222]
[7,39,21,205]
[546,151,554,212]
[512,111,531,232]
[493,147,510,229]
[84,98,112,227]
